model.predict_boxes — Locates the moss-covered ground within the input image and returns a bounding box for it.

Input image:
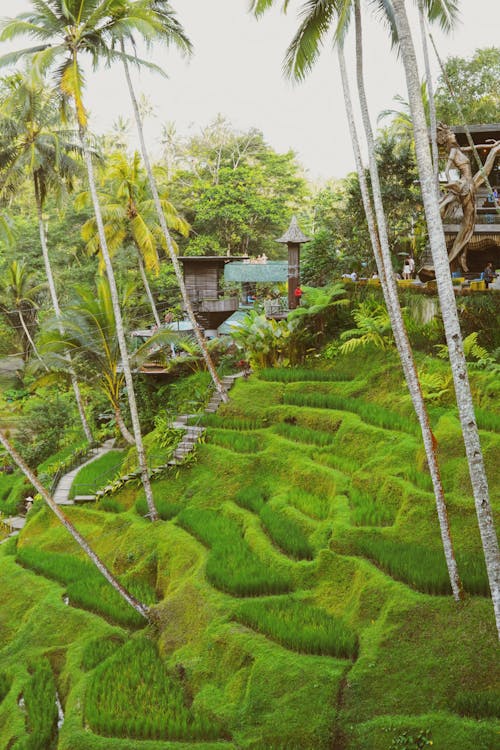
[0,350,498,749]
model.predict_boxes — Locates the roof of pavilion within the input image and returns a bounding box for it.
[224,260,288,283]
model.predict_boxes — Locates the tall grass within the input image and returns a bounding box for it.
[475,407,500,433]
[0,473,26,516]
[85,638,225,741]
[69,451,124,499]
[349,487,395,527]
[17,547,155,628]
[453,689,500,719]
[0,672,10,704]
[235,488,314,560]
[177,507,293,596]
[352,536,489,595]
[259,368,351,383]
[15,658,58,750]
[208,429,263,453]
[273,422,336,447]
[81,636,125,671]
[234,597,358,659]
[283,392,418,434]
[200,414,266,430]
[135,494,182,520]
[285,487,332,521]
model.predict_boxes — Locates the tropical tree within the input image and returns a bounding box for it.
[107,0,229,401]
[0,0,163,521]
[391,0,500,637]
[41,278,137,446]
[0,260,45,365]
[250,0,464,601]
[0,71,93,441]
[78,150,189,328]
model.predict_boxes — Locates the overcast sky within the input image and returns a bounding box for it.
[2,1,499,180]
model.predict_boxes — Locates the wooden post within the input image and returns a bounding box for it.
[288,242,300,309]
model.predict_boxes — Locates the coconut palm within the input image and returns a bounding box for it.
[42,278,137,446]
[251,0,464,601]
[78,150,189,328]
[0,71,93,441]
[390,0,500,637]
[0,260,45,366]
[0,0,165,521]
[108,0,229,402]
[0,428,148,620]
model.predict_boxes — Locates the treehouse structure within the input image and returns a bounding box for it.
[178,256,240,334]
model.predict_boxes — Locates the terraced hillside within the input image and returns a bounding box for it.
[0,352,498,749]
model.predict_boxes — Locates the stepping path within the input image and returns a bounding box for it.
[53,438,116,506]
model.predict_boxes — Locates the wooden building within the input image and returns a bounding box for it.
[178,256,239,332]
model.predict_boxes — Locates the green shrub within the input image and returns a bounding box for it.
[177,507,293,596]
[17,547,154,628]
[81,636,125,671]
[234,597,358,659]
[283,391,418,434]
[453,689,500,719]
[85,637,225,741]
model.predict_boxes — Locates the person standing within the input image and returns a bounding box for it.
[483,262,497,289]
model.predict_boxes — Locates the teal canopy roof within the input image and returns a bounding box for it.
[224,261,288,283]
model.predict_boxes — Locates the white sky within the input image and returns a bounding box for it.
[1,1,499,180]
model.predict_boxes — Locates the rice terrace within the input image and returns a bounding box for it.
[0,1,498,749]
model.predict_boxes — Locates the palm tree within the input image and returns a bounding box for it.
[0,428,148,620]
[0,260,45,366]
[251,0,463,600]
[109,0,229,402]
[42,278,137,446]
[391,0,500,637]
[0,71,93,442]
[78,150,189,328]
[0,0,162,521]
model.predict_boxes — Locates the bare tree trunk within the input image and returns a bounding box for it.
[137,252,161,328]
[343,4,462,600]
[35,194,93,443]
[120,43,228,403]
[78,124,159,522]
[0,429,148,619]
[392,0,500,636]
[417,0,439,198]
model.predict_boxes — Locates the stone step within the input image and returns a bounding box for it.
[74,495,96,503]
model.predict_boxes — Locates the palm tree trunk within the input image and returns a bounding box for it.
[417,0,439,198]
[78,124,159,522]
[392,0,500,635]
[120,43,228,403]
[18,306,47,370]
[343,4,462,600]
[137,252,161,327]
[114,404,136,446]
[0,429,148,619]
[35,192,93,443]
